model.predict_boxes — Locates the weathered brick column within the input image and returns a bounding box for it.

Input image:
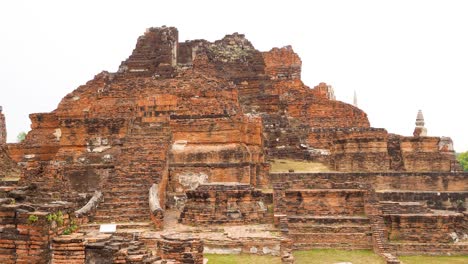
[51,234,85,264]
[157,233,204,264]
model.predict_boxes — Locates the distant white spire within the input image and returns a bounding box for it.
[413,109,427,137]
[415,110,425,127]
[353,90,358,107]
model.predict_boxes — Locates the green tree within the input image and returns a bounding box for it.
[16,131,26,143]
[457,151,468,172]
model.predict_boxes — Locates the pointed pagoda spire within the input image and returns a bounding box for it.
[413,109,427,137]
[415,110,425,127]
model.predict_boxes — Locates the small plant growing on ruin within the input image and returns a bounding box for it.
[46,213,57,222]
[28,214,39,223]
[56,210,64,226]
[62,223,78,235]
[9,199,15,205]
[16,131,26,143]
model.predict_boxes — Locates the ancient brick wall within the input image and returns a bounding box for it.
[377,191,467,211]
[307,127,387,150]
[51,235,85,264]
[0,146,20,179]
[286,216,373,250]
[392,242,468,255]
[384,213,464,243]
[179,183,267,225]
[8,113,61,164]
[156,233,204,264]
[118,26,178,78]
[0,204,75,264]
[379,201,432,214]
[269,172,468,191]
[332,137,390,172]
[275,189,366,216]
[262,46,301,80]
[400,136,455,172]
[189,36,372,162]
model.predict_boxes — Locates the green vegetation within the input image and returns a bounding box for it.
[16,131,26,143]
[46,212,57,222]
[27,214,39,223]
[205,251,468,263]
[399,255,468,264]
[206,250,386,264]
[293,249,385,264]
[56,210,64,226]
[63,223,78,235]
[205,254,281,264]
[269,159,330,173]
[456,151,468,171]
[46,210,64,226]
[47,211,78,235]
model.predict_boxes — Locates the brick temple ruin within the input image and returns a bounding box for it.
[0,26,466,263]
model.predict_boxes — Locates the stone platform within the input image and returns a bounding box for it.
[179,183,267,225]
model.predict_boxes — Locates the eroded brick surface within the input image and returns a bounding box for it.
[0,26,466,262]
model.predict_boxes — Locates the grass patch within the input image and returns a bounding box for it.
[293,249,385,264]
[269,159,330,173]
[399,255,468,264]
[205,254,281,264]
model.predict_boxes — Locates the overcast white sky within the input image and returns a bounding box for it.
[0,0,467,151]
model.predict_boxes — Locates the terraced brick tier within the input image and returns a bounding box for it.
[157,233,204,264]
[286,215,373,250]
[276,189,366,216]
[377,190,467,211]
[384,210,465,243]
[179,183,267,225]
[391,242,468,255]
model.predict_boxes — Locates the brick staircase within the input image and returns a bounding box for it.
[287,215,373,250]
[364,191,401,264]
[93,122,171,223]
[275,187,374,250]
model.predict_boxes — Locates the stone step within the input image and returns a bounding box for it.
[105,179,156,185]
[287,224,371,233]
[115,162,166,167]
[103,193,148,200]
[289,232,372,245]
[106,190,150,196]
[100,200,148,207]
[107,182,157,188]
[122,138,169,142]
[288,188,365,193]
[293,242,373,250]
[118,154,166,159]
[95,203,148,210]
[94,206,149,215]
[115,169,162,174]
[92,210,150,217]
[108,184,152,190]
[92,213,151,223]
[287,215,370,225]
